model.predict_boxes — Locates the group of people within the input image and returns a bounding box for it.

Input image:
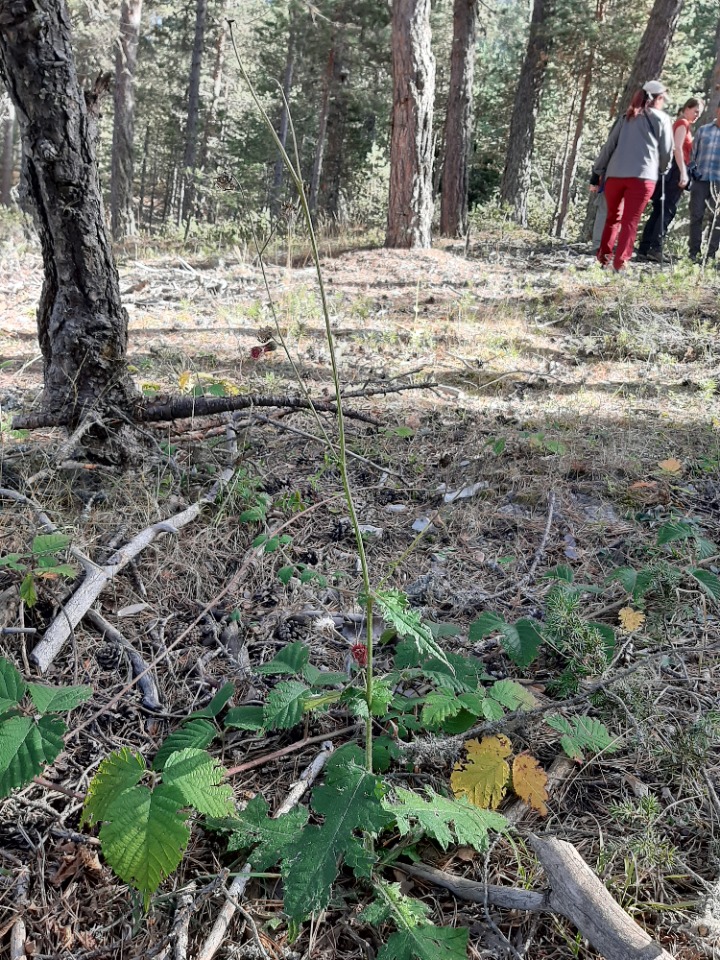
[590,80,720,272]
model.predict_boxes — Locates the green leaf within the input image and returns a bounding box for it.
[26,682,92,715]
[252,534,269,548]
[0,659,26,714]
[239,506,266,523]
[386,787,507,852]
[257,643,309,676]
[468,611,505,642]
[0,715,65,797]
[82,749,147,826]
[31,533,70,557]
[690,569,720,603]
[218,794,309,869]
[224,706,265,731]
[361,882,430,927]
[378,924,468,960]
[546,715,619,761]
[277,565,295,585]
[161,748,234,817]
[607,567,637,594]
[696,537,717,561]
[370,680,395,717]
[19,574,37,608]
[487,679,536,711]
[470,616,542,668]
[34,562,76,578]
[374,591,452,670]
[657,521,694,546]
[0,553,26,571]
[98,783,190,910]
[542,564,574,582]
[153,719,217,772]
[263,680,309,730]
[188,683,235,719]
[421,690,463,728]
[282,761,392,921]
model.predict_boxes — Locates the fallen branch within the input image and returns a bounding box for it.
[195,742,334,960]
[85,609,162,711]
[29,468,234,673]
[400,834,675,960]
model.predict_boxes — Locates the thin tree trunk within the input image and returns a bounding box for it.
[386,0,435,249]
[270,3,297,218]
[702,14,720,120]
[0,101,15,207]
[308,45,335,220]
[499,0,554,226]
[137,122,150,230]
[147,148,158,233]
[551,77,580,231]
[110,0,143,240]
[182,0,207,223]
[0,0,136,428]
[440,0,478,238]
[198,8,228,221]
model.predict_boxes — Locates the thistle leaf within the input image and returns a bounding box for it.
[374,591,452,670]
[218,794,309,869]
[377,924,468,960]
[487,679,536,711]
[386,786,507,851]
[546,715,619,761]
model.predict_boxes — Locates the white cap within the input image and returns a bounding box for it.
[643,80,668,99]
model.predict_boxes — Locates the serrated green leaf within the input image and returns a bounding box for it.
[257,643,309,676]
[374,591,452,671]
[421,690,463,728]
[657,521,694,546]
[282,761,392,921]
[0,659,26,713]
[153,719,217,772]
[26,682,92,715]
[546,715,619,760]
[487,679,536,712]
[98,782,190,909]
[189,683,235,719]
[468,611,506,642]
[277,565,295,585]
[362,881,430,927]
[511,619,543,668]
[35,562,76,579]
[223,705,265,731]
[607,567,638,593]
[0,553,26,571]
[302,664,347,686]
[0,715,65,796]
[542,564,574,582]
[31,533,70,557]
[219,794,309,869]
[252,534,268,548]
[696,538,718,561]
[161,748,234,816]
[19,574,37,608]
[370,680,394,716]
[378,924,469,960]
[264,680,309,730]
[386,787,507,852]
[82,749,147,826]
[690,569,720,603]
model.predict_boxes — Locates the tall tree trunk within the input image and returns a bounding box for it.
[110,0,143,240]
[321,44,349,223]
[270,3,297,218]
[308,45,335,220]
[182,0,207,223]
[137,122,151,230]
[616,0,684,115]
[0,100,15,207]
[702,14,720,120]
[499,0,553,226]
[386,0,435,249]
[199,10,228,178]
[0,0,136,429]
[439,0,477,238]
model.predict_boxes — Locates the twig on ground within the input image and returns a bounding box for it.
[170,881,196,960]
[195,742,334,960]
[524,490,556,583]
[29,467,235,673]
[25,413,101,486]
[226,724,360,777]
[85,609,162,711]
[9,867,30,960]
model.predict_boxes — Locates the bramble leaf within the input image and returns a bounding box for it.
[31,533,70,557]
[0,659,26,714]
[263,680,309,730]
[257,643,309,676]
[152,719,217,772]
[511,754,548,816]
[26,682,92,715]
[188,683,234,719]
[161,748,234,816]
[82,749,147,826]
[223,705,265,731]
[690,569,720,603]
[0,715,65,797]
[487,679,536,712]
[450,736,512,809]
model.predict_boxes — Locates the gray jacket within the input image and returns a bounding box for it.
[590,108,673,185]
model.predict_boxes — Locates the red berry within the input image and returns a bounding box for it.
[250,346,263,359]
[351,643,368,666]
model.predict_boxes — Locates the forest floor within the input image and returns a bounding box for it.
[1,229,720,959]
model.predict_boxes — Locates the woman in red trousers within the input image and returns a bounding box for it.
[590,81,673,272]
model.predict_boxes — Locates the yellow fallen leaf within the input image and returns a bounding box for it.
[512,754,549,816]
[618,607,645,632]
[178,370,192,392]
[451,735,512,810]
[657,458,682,475]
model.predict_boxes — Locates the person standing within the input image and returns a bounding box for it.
[590,81,673,272]
[688,104,720,263]
[637,97,704,262]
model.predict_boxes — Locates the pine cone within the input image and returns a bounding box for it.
[276,616,311,644]
[257,325,275,343]
[95,642,122,670]
[252,584,280,609]
[330,518,352,543]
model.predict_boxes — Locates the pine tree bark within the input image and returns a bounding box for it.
[386,0,435,249]
[270,3,297,218]
[110,0,143,240]
[498,0,553,226]
[616,0,685,115]
[703,14,720,119]
[320,45,349,223]
[0,0,137,430]
[182,0,207,223]
[199,10,228,177]
[308,45,335,220]
[0,100,15,207]
[439,0,477,238]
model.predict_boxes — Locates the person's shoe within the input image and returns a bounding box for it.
[610,264,626,273]
[644,249,663,263]
[635,251,649,262]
